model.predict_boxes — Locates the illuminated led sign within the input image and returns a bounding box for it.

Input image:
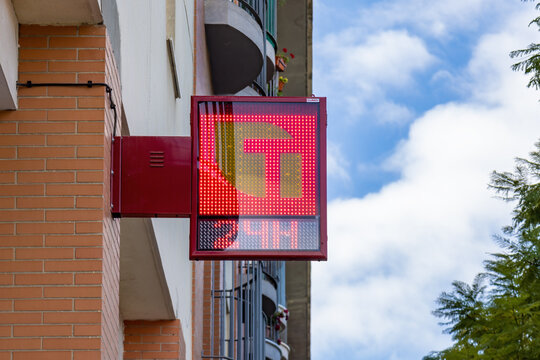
[190,96,327,260]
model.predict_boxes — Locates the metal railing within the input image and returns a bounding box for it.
[229,0,277,96]
[231,0,264,29]
[202,261,265,360]
[266,0,277,48]
[251,72,278,96]
[261,261,280,284]
[263,312,279,343]
[231,0,276,41]
[202,260,285,359]
[252,71,268,96]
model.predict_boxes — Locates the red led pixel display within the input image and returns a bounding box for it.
[190,96,327,260]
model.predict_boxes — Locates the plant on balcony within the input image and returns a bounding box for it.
[277,76,288,96]
[276,48,294,72]
[268,307,289,350]
[271,305,289,332]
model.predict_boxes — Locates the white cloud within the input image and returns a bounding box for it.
[314,0,537,129]
[313,0,507,50]
[324,30,435,89]
[372,100,415,125]
[355,0,513,39]
[327,142,352,183]
[316,29,434,124]
[313,5,540,359]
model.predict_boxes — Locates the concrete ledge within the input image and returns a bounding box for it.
[13,0,102,25]
[234,86,260,96]
[264,339,281,360]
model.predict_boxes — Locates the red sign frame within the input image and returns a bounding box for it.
[189,96,327,260]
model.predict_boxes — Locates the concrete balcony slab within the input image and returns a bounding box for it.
[205,0,264,94]
[266,38,276,82]
[13,0,102,25]
[234,86,260,96]
[265,339,281,360]
[262,274,277,319]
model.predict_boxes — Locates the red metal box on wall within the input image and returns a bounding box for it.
[111,136,191,217]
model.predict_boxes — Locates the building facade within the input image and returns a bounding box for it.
[0,0,312,359]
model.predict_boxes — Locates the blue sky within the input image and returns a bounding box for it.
[311,1,540,359]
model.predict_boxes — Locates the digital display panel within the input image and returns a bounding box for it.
[190,96,327,260]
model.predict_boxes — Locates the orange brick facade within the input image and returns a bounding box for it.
[0,25,122,359]
[201,262,221,357]
[191,262,204,360]
[123,320,186,360]
[102,29,123,360]
[0,22,196,360]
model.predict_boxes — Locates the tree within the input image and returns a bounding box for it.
[510,1,540,90]
[425,141,540,359]
[424,276,488,360]
[426,3,540,358]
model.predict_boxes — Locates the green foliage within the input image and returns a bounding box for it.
[510,1,540,90]
[425,141,540,359]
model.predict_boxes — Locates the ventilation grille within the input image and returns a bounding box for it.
[149,151,165,167]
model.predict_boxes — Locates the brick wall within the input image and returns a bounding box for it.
[0,25,121,359]
[201,261,221,357]
[191,261,204,360]
[102,32,122,360]
[123,320,186,360]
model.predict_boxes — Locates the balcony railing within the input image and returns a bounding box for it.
[252,69,278,96]
[263,312,279,343]
[202,260,286,359]
[266,0,277,48]
[232,0,276,42]
[202,261,265,360]
[230,0,277,96]
[261,261,280,284]
[232,0,264,27]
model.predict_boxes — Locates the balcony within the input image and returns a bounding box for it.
[205,0,277,95]
[202,261,290,359]
[264,303,290,360]
[265,339,281,360]
[261,261,281,318]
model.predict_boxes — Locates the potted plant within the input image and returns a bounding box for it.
[271,305,289,331]
[275,48,294,72]
[277,76,288,96]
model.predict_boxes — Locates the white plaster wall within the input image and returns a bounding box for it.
[175,0,195,136]
[0,0,18,109]
[116,1,194,358]
[151,218,192,341]
[117,0,193,136]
